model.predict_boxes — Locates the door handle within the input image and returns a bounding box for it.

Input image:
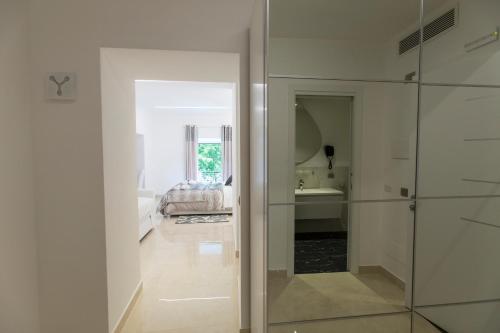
[409,195,416,211]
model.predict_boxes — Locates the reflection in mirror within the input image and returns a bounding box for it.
[269,312,412,333]
[266,0,500,331]
[422,0,500,85]
[295,103,322,164]
[268,202,412,324]
[412,313,446,333]
[413,305,500,333]
[414,197,500,307]
[294,95,351,275]
[268,79,419,204]
[269,0,421,81]
[418,86,500,197]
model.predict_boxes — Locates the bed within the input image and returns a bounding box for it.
[158,181,232,216]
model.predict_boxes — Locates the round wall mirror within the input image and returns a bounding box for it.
[295,103,322,165]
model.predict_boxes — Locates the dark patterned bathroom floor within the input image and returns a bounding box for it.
[295,232,348,274]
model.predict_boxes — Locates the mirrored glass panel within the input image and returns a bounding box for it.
[413,306,500,333]
[269,313,412,333]
[268,201,413,324]
[418,86,500,197]
[422,0,500,85]
[414,197,500,307]
[268,0,422,81]
[412,312,444,333]
[268,79,418,203]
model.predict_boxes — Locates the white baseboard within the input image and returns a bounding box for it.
[267,269,288,279]
[359,265,405,289]
[112,281,143,333]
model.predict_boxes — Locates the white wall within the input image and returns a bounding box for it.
[100,51,142,333]
[379,83,418,283]
[29,0,253,331]
[31,1,110,331]
[269,38,386,79]
[136,87,233,194]
[0,1,40,332]
[139,111,232,193]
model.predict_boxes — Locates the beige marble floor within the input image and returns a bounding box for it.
[268,312,441,333]
[268,270,409,324]
[120,216,239,333]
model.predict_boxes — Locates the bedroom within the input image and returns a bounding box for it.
[136,80,237,236]
[130,79,240,331]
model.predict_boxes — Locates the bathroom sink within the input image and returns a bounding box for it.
[295,187,344,196]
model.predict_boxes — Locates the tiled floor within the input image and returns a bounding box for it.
[268,270,408,324]
[120,216,239,333]
[268,312,441,333]
[120,216,438,333]
[267,269,444,332]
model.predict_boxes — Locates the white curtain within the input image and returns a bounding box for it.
[221,125,232,182]
[185,125,198,181]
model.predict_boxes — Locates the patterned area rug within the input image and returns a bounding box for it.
[176,215,230,224]
[295,232,348,274]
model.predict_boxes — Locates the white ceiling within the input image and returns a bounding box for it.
[135,81,234,115]
[270,0,448,41]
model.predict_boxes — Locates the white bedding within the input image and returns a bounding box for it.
[158,182,232,216]
[223,185,233,209]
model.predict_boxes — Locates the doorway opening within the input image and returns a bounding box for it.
[100,48,245,333]
[267,81,414,325]
[294,94,352,275]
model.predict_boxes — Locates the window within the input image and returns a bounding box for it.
[197,142,223,182]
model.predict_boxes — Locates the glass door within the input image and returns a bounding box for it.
[412,1,500,331]
[267,0,421,331]
[265,0,500,332]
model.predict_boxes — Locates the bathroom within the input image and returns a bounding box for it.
[294,95,351,274]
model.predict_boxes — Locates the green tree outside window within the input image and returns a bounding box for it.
[197,143,223,182]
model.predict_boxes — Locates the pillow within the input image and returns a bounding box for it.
[225,175,232,186]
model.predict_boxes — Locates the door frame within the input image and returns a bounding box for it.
[100,48,248,331]
[286,81,364,276]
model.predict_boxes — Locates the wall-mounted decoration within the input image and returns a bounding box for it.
[46,72,77,101]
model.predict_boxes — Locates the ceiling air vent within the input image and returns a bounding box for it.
[399,8,457,55]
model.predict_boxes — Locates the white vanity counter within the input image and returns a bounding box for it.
[295,188,345,220]
[295,187,344,197]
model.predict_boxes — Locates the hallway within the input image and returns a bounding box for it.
[121,217,239,332]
